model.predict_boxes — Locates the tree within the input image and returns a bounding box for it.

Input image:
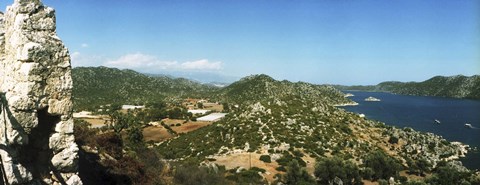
[109,112,131,133]
[168,107,185,119]
[283,160,315,185]
[127,126,144,144]
[388,135,399,144]
[259,155,271,163]
[364,151,402,180]
[416,158,431,176]
[174,164,227,185]
[314,157,362,185]
[426,163,471,185]
[222,102,230,112]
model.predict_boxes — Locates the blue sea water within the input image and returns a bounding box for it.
[341,91,480,170]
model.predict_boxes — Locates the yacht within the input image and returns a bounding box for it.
[465,123,473,128]
[434,119,441,124]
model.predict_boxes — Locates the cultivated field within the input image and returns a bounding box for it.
[143,119,213,142]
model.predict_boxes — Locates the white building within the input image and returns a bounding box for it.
[122,105,145,110]
[197,113,228,122]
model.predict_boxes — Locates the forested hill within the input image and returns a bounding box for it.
[72,66,218,111]
[216,74,354,106]
[336,75,480,99]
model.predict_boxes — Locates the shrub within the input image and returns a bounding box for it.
[388,136,399,144]
[74,119,97,146]
[226,168,265,184]
[174,164,227,185]
[276,166,287,172]
[314,157,362,185]
[364,151,402,180]
[95,132,123,159]
[259,155,271,163]
[127,126,144,145]
[283,160,315,185]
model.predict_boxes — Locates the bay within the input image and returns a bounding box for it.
[341,91,480,170]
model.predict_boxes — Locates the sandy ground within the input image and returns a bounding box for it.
[213,152,281,182]
[204,104,223,112]
[143,119,212,142]
[163,119,185,126]
[81,117,109,128]
[302,154,317,175]
[172,121,211,133]
[143,126,174,142]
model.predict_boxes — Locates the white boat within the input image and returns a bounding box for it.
[465,123,473,128]
[344,93,355,97]
[434,119,441,124]
[364,96,381,102]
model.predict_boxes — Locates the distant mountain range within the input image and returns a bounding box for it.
[72,67,353,111]
[335,75,480,99]
[146,71,239,84]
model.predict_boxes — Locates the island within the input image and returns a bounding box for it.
[365,96,381,102]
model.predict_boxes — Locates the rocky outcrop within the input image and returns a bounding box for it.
[0,0,81,184]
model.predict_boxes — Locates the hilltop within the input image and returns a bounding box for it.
[336,75,480,99]
[216,74,354,106]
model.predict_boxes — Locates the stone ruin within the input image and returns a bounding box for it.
[0,0,81,184]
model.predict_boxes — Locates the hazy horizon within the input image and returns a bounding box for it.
[2,0,478,85]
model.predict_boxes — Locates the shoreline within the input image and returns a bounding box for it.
[448,142,470,160]
[333,101,359,107]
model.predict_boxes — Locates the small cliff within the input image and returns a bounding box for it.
[0,0,81,184]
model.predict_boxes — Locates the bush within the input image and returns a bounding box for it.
[276,166,287,172]
[226,167,266,184]
[364,151,402,180]
[283,160,315,185]
[74,119,98,146]
[314,157,362,185]
[127,126,144,145]
[102,156,149,185]
[388,136,399,144]
[174,164,227,185]
[259,155,271,163]
[95,132,124,159]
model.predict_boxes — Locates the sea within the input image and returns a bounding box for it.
[341,91,480,171]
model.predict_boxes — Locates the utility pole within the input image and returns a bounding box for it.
[249,152,252,169]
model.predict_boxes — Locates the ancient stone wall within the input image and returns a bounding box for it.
[0,0,81,184]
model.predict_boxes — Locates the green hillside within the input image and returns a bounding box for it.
[158,74,469,184]
[72,66,218,111]
[217,74,354,106]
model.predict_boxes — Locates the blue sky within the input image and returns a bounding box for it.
[1,0,478,85]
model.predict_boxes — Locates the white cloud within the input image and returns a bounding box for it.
[81,43,89,48]
[104,53,223,72]
[70,51,104,67]
[181,59,222,70]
